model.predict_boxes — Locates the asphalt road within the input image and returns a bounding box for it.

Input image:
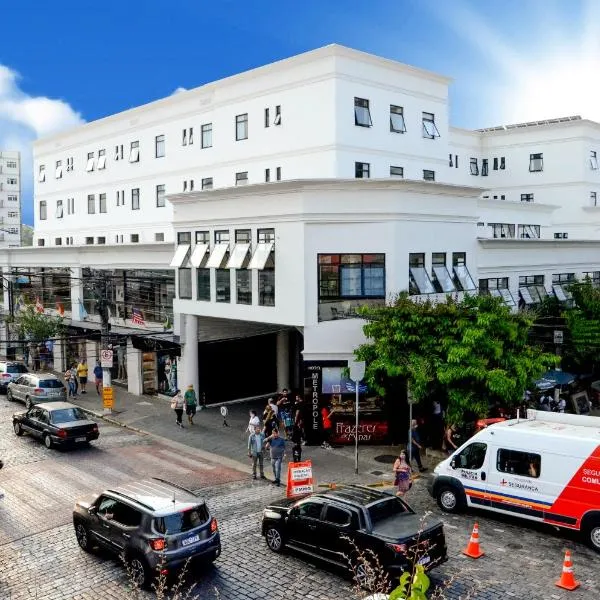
[1,396,599,600]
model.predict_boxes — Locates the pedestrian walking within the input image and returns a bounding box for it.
[247,425,266,480]
[277,389,293,438]
[247,409,260,433]
[70,363,79,395]
[264,428,286,486]
[393,451,412,497]
[410,419,427,472]
[64,368,76,398]
[171,389,185,428]
[184,384,198,425]
[77,359,88,394]
[93,361,103,395]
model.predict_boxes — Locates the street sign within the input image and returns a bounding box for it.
[100,349,113,367]
[349,360,366,382]
[554,330,564,344]
[102,386,114,409]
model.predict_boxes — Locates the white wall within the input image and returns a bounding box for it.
[0,151,21,247]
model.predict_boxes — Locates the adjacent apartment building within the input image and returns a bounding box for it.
[0,151,21,247]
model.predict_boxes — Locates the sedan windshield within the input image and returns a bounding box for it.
[50,408,87,423]
[154,505,210,534]
[368,498,409,524]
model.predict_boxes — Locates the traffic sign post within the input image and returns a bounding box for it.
[100,349,113,368]
[349,360,366,475]
[102,386,114,410]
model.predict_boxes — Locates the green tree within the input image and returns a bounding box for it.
[564,280,600,372]
[13,305,65,343]
[356,293,557,424]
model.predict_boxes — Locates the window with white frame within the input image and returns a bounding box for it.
[115,144,123,160]
[7,211,19,218]
[236,114,248,141]
[8,195,17,202]
[354,97,372,127]
[202,177,213,190]
[554,232,568,239]
[590,151,598,170]
[97,237,106,245]
[529,153,543,172]
[87,194,95,214]
[423,170,435,181]
[66,156,74,171]
[67,197,75,214]
[38,165,46,182]
[500,156,506,170]
[390,105,406,133]
[86,152,95,172]
[155,232,165,242]
[55,200,63,219]
[116,190,125,206]
[274,105,281,125]
[99,193,107,213]
[355,162,370,179]
[55,160,63,179]
[97,149,106,170]
[182,127,193,145]
[518,224,541,239]
[521,193,534,203]
[264,107,270,128]
[481,158,489,176]
[131,234,139,243]
[276,167,281,181]
[129,141,140,162]
[155,135,165,158]
[85,237,94,245]
[235,171,248,186]
[7,177,17,185]
[422,112,440,138]
[201,123,212,148]
[449,154,453,167]
[5,160,17,168]
[183,179,194,192]
[265,168,270,183]
[469,158,479,175]
[156,184,165,207]
[55,237,62,246]
[39,201,47,220]
[488,223,515,238]
[132,188,140,210]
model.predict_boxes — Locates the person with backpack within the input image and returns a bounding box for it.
[184,384,198,425]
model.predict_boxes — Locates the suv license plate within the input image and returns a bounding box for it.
[417,555,431,566]
[182,534,200,547]
[75,437,87,442]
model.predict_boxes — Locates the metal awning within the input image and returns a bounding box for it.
[248,242,274,269]
[409,267,435,294]
[169,244,190,268]
[499,288,516,306]
[226,243,251,269]
[206,243,229,268]
[553,284,572,302]
[453,265,476,291]
[519,287,535,305]
[433,266,456,292]
[190,243,209,268]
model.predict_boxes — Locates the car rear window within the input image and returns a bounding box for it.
[50,408,87,423]
[368,498,409,524]
[154,504,210,534]
[38,379,64,389]
[7,364,27,374]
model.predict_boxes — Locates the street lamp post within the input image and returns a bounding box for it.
[349,360,366,475]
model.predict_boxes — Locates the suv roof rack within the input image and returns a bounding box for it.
[150,477,200,498]
[105,489,155,512]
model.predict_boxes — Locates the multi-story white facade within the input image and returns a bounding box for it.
[0,151,22,247]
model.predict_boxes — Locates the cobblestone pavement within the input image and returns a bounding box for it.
[1,394,599,599]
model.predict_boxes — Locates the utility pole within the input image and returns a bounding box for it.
[97,275,113,414]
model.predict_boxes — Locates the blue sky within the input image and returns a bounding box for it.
[1,0,597,225]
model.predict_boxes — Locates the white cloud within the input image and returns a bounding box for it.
[0,64,84,225]
[171,86,188,95]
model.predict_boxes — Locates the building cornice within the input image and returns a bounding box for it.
[478,199,558,213]
[478,238,600,248]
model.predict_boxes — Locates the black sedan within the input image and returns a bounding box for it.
[261,484,447,588]
[13,402,100,449]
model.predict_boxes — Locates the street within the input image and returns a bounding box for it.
[1,395,599,600]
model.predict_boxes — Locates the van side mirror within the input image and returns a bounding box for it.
[450,458,456,469]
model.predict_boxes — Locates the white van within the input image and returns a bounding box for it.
[428,410,600,551]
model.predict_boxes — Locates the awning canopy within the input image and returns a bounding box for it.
[226,243,251,269]
[433,266,456,292]
[169,244,190,268]
[248,242,274,269]
[206,243,229,268]
[409,267,435,294]
[453,265,476,291]
[190,243,209,268]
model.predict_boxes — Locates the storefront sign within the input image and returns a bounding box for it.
[102,386,114,409]
[331,419,388,444]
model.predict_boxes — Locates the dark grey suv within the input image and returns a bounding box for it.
[72,478,221,588]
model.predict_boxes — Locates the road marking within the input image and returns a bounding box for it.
[496,547,507,552]
[493,528,505,533]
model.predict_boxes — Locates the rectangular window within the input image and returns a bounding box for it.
[274,105,281,126]
[155,134,165,158]
[97,149,106,170]
[354,97,372,127]
[5,160,17,168]
[432,252,446,266]
[590,150,598,170]
[39,201,47,220]
[481,159,489,176]
[156,184,165,207]
[235,171,248,186]
[493,157,498,170]
[131,188,140,210]
[67,197,75,214]
[431,253,455,293]
[409,253,425,268]
[258,228,275,244]
[202,177,213,190]
[201,123,212,148]
[488,223,515,238]
[177,232,192,244]
[215,230,230,244]
[38,165,46,182]
[87,194,95,214]
[178,268,192,299]
[216,269,231,302]
[319,254,385,303]
[265,168,270,183]
[55,200,64,219]
[454,155,459,168]
[196,231,210,244]
[355,162,370,179]
[197,268,211,301]
[469,158,479,175]
[86,153,95,172]
[452,252,466,266]
[423,170,435,181]
[155,233,165,242]
[37,239,45,247]
[8,195,18,202]
[235,113,248,141]
[554,232,568,239]
[97,237,106,245]
[497,448,541,479]
[129,140,140,163]
[552,273,576,283]
[449,153,453,167]
[500,156,506,170]
[85,237,94,245]
[55,238,62,246]
[130,234,139,243]
[276,167,281,181]
[259,269,275,306]
[182,129,187,146]
[591,191,597,206]
[519,275,544,286]
[55,160,63,178]
[7,177,17,185]
[115,145,123,160]
[389,105,406,133]
[235,229,251,243]
[521,193,534,203]
[99,193,107,213]
[388,166,404,179]
[529,153,543,172]
[264,107,270,128]
[518,224,541,239]
[422,112,440,138]
[236,270,252,305]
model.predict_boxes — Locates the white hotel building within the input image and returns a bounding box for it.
[0,150,22,247]
[1,45,600,422]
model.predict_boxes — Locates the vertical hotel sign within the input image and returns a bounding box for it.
[304,364,322,445]
[310,365,321,433]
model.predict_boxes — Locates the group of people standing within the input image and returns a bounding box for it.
[24,341,53,372]
[64,359,101,398]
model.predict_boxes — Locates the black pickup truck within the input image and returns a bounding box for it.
[261,484,447,586]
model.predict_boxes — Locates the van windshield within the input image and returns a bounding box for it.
[154,504,210,534]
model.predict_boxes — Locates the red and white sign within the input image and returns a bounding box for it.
[286,460,314,498]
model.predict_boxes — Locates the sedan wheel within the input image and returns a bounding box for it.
[43,434,53,449]
[6,389,13,402]
[75,522,92,552]
[265,526,284,553]
[13,421,23,436]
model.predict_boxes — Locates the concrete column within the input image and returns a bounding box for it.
[127,337,143,395]
[180,314,199,393]
[53,338,65,373]
[276,329,290,391]
[86,340,98,364]
[70,267,85,320]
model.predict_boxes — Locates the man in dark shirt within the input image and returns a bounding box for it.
[410,419,427,472]
[265,428,286,486]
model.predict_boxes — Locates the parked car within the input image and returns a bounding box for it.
[13,402,99,449]
[0,361,29,393]
[73,478,221,588]
[7,373,66,408]
[261,484,447,587]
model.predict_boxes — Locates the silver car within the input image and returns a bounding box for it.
[7,373,67,408]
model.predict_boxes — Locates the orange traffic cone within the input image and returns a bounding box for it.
[462,522,484,559]
[555,550,580,591]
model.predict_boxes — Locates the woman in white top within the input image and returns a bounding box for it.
[247,409,260,432]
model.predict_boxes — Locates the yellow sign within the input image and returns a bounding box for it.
[102,387,114,409]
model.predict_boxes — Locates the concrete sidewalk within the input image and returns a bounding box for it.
[65,382,440,487]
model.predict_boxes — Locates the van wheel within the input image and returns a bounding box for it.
[437,486,461,513]
[584,519,600,552]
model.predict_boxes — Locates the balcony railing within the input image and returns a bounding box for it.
[318,298,386,322]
